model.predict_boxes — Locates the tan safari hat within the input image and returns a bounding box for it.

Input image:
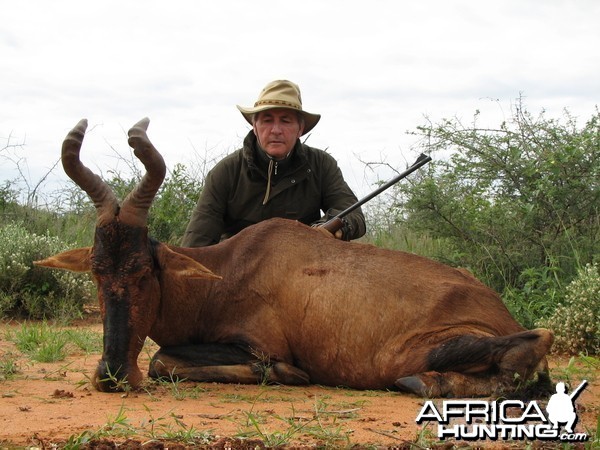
[237,80,321,135]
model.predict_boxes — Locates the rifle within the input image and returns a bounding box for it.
[319,153,432,234]
[569,380,588,401]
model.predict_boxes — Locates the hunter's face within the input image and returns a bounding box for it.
[253,109,304,160]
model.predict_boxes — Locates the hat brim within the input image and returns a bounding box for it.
[237,104,320,136]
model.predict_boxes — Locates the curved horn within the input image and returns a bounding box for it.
[120,118,166,226]
[62,119,119,223]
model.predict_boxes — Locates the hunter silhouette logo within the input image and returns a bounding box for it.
[415,380,589,442]
[546,380,587,434]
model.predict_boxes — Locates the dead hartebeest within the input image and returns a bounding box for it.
[35,118,554,397]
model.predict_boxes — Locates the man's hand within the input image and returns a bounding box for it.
[315,226,343,239]
[312,210,349,240]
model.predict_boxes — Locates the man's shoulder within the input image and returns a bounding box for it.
[212,148,245,169]
[299,144,340,175]
[205,148,246,183]
[220,147,245,163]
[300,143,336,163]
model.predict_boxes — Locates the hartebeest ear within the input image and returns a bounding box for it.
[34,247,93,272]
[156,244,222,280]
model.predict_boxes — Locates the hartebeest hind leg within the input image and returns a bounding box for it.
[395,328,553,397]
[148,344,310,385]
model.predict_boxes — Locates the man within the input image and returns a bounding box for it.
[182,80,366,247]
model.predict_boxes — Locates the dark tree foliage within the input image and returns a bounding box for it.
[104,163,203,245]
[148,163,203,245]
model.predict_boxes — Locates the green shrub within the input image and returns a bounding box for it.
[538,263,600,355]
[103,163,203,245]
[0,222,94,321]
[396,104,599,294]
[148,163,204,245]
[502,264,563,329]
[0,181,18,211]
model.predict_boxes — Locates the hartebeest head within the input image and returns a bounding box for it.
[35,119,219,391]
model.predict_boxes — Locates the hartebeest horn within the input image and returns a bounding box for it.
[62,119,119,224]
[120,117,166,226]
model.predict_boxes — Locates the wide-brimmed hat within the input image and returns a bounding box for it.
[237,80,321,135]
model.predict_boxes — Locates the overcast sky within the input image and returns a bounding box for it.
[2,0,599,203]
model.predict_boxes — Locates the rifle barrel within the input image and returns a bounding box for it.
[569,379,588,400]
[332,153,432,220]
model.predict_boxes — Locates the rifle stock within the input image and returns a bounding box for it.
[319,153,432,234]
[320,217,345,234]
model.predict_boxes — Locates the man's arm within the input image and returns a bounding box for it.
[319,153,366,240]
[181,168,228,247]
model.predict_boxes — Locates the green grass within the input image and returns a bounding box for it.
[363,224,443,258]
[150,369,208,400]
[0,352,19,381]
[62,404,214,449]
[236,406,351,448]
[140,405,214,445]
[9,322,68,362]
[5,322,102,362]
[231,391,354,448]
[65,328,103,353]
[551,355,599,387]
[62,404,137,449]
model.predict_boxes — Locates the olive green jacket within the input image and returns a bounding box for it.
[182,131,366,247]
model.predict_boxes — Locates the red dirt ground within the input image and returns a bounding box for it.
[0,319,597,449]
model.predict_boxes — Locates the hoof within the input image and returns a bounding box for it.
[395,376,428,396]
[272,362,310,385]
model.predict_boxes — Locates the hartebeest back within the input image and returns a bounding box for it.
[35,118,554,397]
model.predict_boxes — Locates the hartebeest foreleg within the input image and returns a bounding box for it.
[148,344,310,385]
